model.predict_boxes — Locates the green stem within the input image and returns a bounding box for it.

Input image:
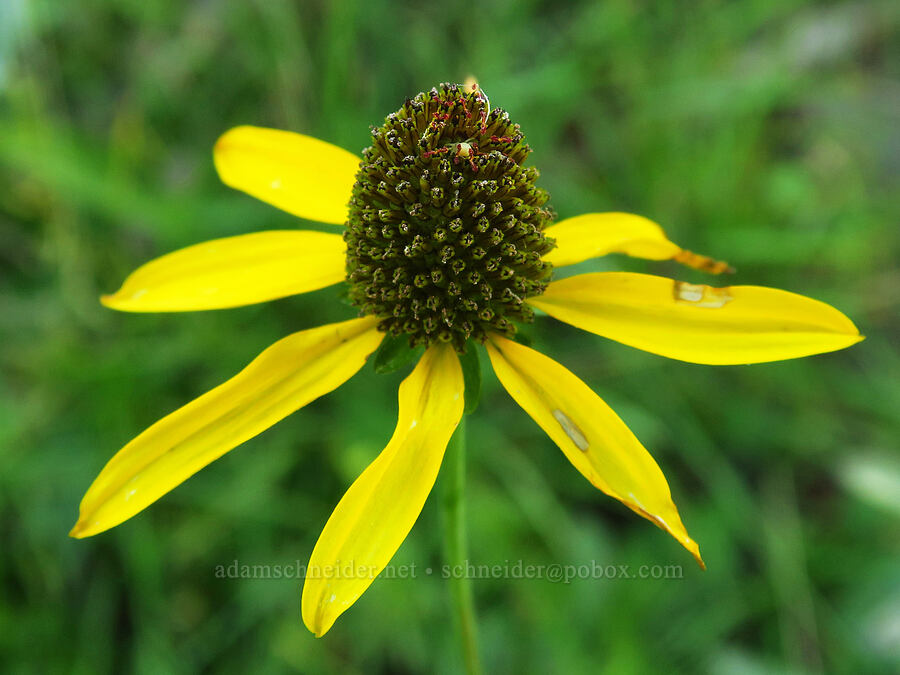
[442,415,482,675]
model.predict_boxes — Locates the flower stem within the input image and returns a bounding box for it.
[443,415,482,675]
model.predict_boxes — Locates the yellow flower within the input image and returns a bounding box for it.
[71,84,862,637]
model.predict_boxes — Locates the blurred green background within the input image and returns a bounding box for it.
[2,0,898,673]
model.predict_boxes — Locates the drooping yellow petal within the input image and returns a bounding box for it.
[70,317,383,539]
[528,272,863,365]
[214,126,359,225]
[101,230,346,312]
[302,345,464,637]
[486,335,703,566]
[544,212,732,273]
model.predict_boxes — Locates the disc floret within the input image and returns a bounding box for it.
[344,83,555,352]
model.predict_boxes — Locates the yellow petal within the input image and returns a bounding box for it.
[486,335,703,566]
[302,345,464,637]
[528,272,863,365]
[70,316,383,539]
[214,126,359,225]
[544,212,732,273]
[101,230,346,312]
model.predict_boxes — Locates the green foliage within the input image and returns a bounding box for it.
[1,0,899,673]
[371,333,423,375]
[459,345,482,416]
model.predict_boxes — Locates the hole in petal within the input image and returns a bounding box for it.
[673,281,733,308]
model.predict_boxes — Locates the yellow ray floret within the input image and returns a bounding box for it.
[214,125,360,225]
[302,344,464,637]
[543,212,732,273]
[70,316,383,538]
[101,230,347,312]
[486,335,703,567]
[528,272,863,365]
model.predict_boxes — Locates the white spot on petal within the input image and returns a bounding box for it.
[409,419,417,430]
[651,514,670,530]
[552,409,589,451]
[627,492,647,511]
[270,178,282,189]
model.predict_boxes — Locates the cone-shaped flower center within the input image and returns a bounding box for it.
[345,83,556,352]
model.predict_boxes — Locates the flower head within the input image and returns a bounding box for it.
[72,82,862,636]
[345,83,554,350]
